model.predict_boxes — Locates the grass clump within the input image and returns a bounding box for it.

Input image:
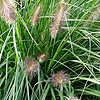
[0,0,100,100]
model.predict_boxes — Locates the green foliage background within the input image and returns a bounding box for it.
[0,0,100,100]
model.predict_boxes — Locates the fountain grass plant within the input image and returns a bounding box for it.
[0,0,100,100]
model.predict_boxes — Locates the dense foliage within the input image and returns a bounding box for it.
[0,0,100,100]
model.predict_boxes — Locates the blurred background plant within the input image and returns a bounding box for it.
[0,0,100,100]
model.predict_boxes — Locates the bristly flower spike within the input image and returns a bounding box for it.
[24,57,39,76]
[83,5,100,26]
[50,1,65,39]
[0,0,16,24]
[50,71,69,87]
[31,4,41,26]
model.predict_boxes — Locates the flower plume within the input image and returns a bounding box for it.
[50,3,65,39]
[24,57,38,76]
[83,5,100,26]
[31,4,41,26]
[0,0,16,24]
[50,71,68,87]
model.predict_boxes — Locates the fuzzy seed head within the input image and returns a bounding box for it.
[38,53,46,63]
[31,4,41,26]
[0,0,16,24]
[24,57,38,76]
[83,5,100,26]
[92,5,100,20]
[68,96,80,100]
[50,3,65,38]
[50,71,68,87]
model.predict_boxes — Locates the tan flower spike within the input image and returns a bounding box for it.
[31,4,41,26]
[50,3,65,39]
[83,5,100,26]
[0,0,16,24]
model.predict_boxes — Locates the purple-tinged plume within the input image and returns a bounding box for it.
[0,0,16,24]
[24,57,38,76]
[50,71,68,87]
